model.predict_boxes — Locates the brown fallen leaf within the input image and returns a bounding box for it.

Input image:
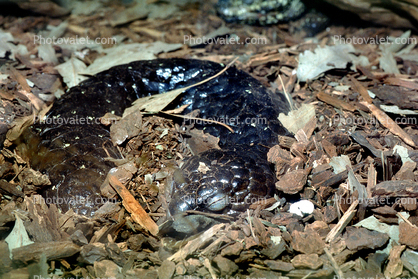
[109,175,159,236]
[6,115,35,142]
[110,110,143,145]
[6,103,52,143]
[9,67,45,111]
[360,101,416,147]
[185,128,220,154]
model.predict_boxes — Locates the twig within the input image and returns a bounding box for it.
[247,209,256,240]
[249,263,269,270]
[301,271,314,279]
[277,74,294,110]
[397,212,417,228]
[203,257,218,279]
[324,247,344,278]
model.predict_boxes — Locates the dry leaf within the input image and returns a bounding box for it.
[6,115,35,142]
[297,44,369,82]
[54,57,88,88]
[122,57,238,117]
[123,89,185,116]
[278,103,316,134]
[110,110,143,145]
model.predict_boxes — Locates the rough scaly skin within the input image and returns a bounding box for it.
[19,59,290,216]
[216,0,306,25]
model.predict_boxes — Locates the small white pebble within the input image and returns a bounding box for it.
[289,200,314,217]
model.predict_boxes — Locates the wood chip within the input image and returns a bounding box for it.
[12,241,80,263]
[360,101,416,148]
[385,77,418,90]
[326,199,358,243]
[384,244,406,278]
[317,91,355,112]
[199,235,229,257]
[366,162,376,199]
[350,75,373,103]
[109,175,158,236]
[168,223,225,262]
